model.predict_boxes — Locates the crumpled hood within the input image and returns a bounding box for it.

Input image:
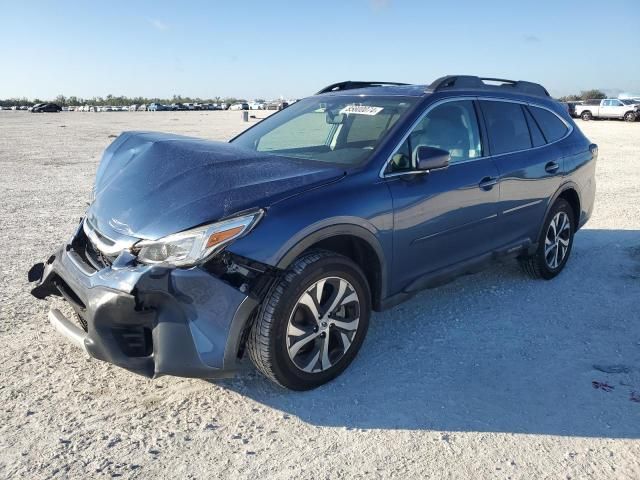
[88,131,344,240]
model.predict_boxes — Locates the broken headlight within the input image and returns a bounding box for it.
[135,210,264,267]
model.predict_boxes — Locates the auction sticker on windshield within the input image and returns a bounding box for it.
[340,105,384,115]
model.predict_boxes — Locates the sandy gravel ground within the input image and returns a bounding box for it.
[0,110,639,479]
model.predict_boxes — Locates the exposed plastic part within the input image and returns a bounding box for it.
[48,308,88,352]
[427,75,550,97]
[316,81,409,94]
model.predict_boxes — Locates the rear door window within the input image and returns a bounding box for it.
[480,100,532,155]
[528,106,569,143]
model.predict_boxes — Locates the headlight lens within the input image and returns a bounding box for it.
[135,210,263,266]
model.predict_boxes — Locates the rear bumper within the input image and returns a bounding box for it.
[29,225,258,379]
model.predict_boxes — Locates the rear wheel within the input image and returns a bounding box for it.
[248,250,371,390]
[581,111,592,121]
[520,198,575,279]
[624,111,637,122]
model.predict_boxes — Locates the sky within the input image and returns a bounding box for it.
[1,0,639,100]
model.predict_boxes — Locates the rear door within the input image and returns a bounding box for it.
[479,100,568,247]
[384,99,501,291]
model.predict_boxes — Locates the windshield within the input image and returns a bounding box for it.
[231,96,417,166]
[621,99,638,105]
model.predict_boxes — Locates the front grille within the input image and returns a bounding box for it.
[84,238,115,269]
[71,224,117,271]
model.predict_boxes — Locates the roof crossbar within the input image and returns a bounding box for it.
[428,75,550,97]
[316,81,409,95]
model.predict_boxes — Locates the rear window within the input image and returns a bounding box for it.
[528,106,568,143]
[480,100,531,155]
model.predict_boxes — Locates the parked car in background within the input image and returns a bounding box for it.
[574,98,639,122]
[138,104,147,111]
[129,104,138,112]
[29,75,597,390]
[265,101,289,110]
[230,102,249,110]
[249,102,265,110]
[148,103,168,111]
[565,101,582,118]
[170,103,188,111]
[31,103,62,113]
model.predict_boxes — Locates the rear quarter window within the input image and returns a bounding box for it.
[480,100,532,155]
[523,107,546,147]
[528,106,569,143]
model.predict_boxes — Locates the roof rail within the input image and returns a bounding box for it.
[428,75,550,97]
[316,81,409,95]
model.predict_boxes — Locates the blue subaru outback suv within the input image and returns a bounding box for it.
[29,76,597,390]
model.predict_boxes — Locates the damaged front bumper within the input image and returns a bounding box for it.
[28,222,260,379]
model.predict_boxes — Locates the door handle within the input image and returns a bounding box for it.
[479,177,498,190]
[545,161,560,173]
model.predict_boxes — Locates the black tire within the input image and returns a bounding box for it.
[581,111,592,121]
[248,250,371,390]
[520,198,575,280]
[624,111,636,122]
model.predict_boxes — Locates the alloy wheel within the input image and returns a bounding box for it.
[544,211,571,269]
[286,276,360,373]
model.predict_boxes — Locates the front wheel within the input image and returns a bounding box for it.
[624,111,637,122]
[248,250,371,390]
[581,111,592,121]
[519,198,575,280]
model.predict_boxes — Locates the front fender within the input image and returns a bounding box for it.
[226,173,393,296]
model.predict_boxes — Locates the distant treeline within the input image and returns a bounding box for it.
[557,89,606,102]
[0,94,265,108]
[0,89,608,107]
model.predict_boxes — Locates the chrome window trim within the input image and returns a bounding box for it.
[379,96,573,178]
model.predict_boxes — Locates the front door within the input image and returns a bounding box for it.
[384,99,501,293]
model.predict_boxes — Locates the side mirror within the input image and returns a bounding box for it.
[415,146,450,171]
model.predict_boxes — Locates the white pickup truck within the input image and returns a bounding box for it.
[575,98,639,122]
